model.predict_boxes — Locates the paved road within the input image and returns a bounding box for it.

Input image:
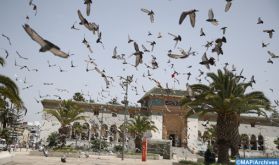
[0,151,177,165]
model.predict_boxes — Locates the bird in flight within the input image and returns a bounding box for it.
[179,9,198,28]
[84,0,92,16]
[257,17,264,24]
[200,28,205,36]
[141,8,155,23]
[224,0,232,12]
[200,52,215,69]
[267,51,279,58]
[16,51,28,60]
[1,34,12,45]
[221,27,227,35]
[206,9,218,26]
[82,37,93,53]
[23,24,69,58]
[71,21,80,30]
[132,42,144,67]
[168,33,182,48]
[77,10,99,35]
[263,29,275,39]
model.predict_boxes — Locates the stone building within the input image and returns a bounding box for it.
[40,87,279,153]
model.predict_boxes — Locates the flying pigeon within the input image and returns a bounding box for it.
[141,8,155,23]
[77,10,99,35]
[267,51,279,58]
[200,28,205,36]
[263,29,275,39]
[132,42,143,67]
[84,0,92,16]
[200,52,215,69]
[206,9,218,26]
[179,9,198,28]
[168,33,182,48]
[23,24,69,58]
[225,0,232,12]
[257,17,264,24]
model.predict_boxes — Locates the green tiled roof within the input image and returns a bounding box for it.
[138,87,186,102]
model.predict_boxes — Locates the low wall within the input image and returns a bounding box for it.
[29,151,80,158]
[116,153,160,160]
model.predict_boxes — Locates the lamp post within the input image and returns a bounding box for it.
[121,76,132,160]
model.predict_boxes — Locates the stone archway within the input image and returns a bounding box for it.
[110,125,118,142]
[101,124,108,139]
[258,134,264,150]
[250,134,257,150]
[90,124,99,140]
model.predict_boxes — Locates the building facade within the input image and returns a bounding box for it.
[40,87,279,153]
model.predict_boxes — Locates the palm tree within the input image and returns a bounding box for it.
[127,115,158,151]
[181,69,272,164]
[44,100,86,147]
[0,57,24,129]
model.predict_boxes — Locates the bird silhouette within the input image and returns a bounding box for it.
[206,9,218,26]
[1,49,9,59]
[127,34,134,43]
[82,37,93,53]
[146,41,156,51]
[132,42,143,67]
[257,17,264,24]
[221,27,227,35]
[225,0,232,12]
[212,36,226,55]
[267,58,273,64]
[23,24,69,58]
[262,42,269,48]
[168,33,182,48]
[141,8,155,23]
[84,0,92,16]
[200,52,215,69]
[16,51,28,60]
[267,51,279,58]
[200,28,205,36]
[141,44,150,52]
[71,21,80,30]
[179,9,198,28]
[263,29,275,38]
[1,34,12,45]
[77,10,99,35]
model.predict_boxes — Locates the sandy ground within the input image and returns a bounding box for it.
[0,151,177,165]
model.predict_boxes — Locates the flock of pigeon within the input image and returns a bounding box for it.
[1,0,279,120]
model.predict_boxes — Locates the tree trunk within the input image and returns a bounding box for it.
[216,113,235,164]
[58,126,69,147]
[229,113,240,158]
[135,136,142,152]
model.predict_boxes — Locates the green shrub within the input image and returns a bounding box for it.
[113,145,123,152]
[179,160,203,165]
[90,139,108,152]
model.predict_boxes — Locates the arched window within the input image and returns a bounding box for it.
[240,134,249,149]
[250,134,257,150]
[258,134,264,150]
[72,122,81,139]
[101,124,108,139]
[82,123,90,140]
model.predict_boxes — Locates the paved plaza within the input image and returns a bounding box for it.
[0,151,177,165]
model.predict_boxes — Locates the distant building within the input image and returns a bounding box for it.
[40,87,279,153]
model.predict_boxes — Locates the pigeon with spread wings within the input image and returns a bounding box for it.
[179,9,198,28]
[77,10,99,35]
[206,9,218,26]
[133,42,143,67]
[23,24,69,58]
[141,8,155,23]
[200,52,215,69]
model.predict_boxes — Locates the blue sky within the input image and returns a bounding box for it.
[0,0,279,122]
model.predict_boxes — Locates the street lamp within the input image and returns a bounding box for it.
[121,76,132,160]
